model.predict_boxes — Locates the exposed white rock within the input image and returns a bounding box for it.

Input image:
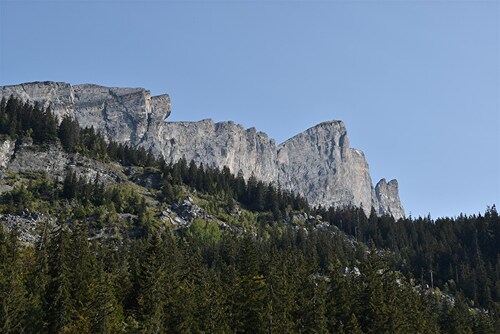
[0,212,55,244]
[1,81,171,147]
[277,121,375,216]
[374,178,405,219]
[160,119,278,182]
[0,81,405,219]
[5,141,124,184]
[0,81,75,119]
[0,139,14,168]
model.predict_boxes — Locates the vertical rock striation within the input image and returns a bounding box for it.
[0,81,75,119]
[159,119,278,183]
[0,81,404,219]
[277,121,375,214]
[0,81,171,147]
[374,179,405,219]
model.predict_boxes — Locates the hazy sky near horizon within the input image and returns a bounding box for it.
[0,0,498,219]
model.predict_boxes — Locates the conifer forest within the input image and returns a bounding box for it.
[0,96,498,333]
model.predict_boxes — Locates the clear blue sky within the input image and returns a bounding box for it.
[0,0,498,219]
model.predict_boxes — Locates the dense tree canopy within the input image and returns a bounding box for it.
[0,96,498,333]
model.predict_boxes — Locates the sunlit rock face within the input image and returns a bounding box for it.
[277,121,376,216]
[0,81,404,219]
[374,178,405,219]
[0,81,171,147]
[160,119,278,183]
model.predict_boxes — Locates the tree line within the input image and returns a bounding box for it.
[0,95,498,332]
[1,215,497,333]
[318,205,500,311]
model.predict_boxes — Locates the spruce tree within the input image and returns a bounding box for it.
[45,226,74,333]
[0,230,28,333]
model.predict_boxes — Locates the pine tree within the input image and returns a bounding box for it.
[69,221,96,328]
[232,235,265,333]
[264,251,297,333]
[0,230,28,333]
[0,97,6,116]
[136,235,166,333]
[327,263,353,333]
[266,184,280,219]
[62,170,78,199]
[45,226,74,333]
[234,169,246,201]
[58,116,80,152]
[5,97,19,138]
[199,268,230,334]
[90,261,122,333]
[356,250,391,334]
[440,293,474,334]
[348,314,364,334]
[25,224,50,334]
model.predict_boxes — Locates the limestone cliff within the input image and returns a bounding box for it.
[374,179,405,219]
[0,81,404,219]
[277,121,374,212]
[160,119,277,183]
[0,81,170,147]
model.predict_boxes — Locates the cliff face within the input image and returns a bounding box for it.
[374,179,405,219]
[0,81,404,219]
[160,119,278,183]
[277,121,374,212]
[0,81,75,118]
[0,81,171,147]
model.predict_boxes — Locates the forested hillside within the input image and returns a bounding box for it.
[0,96,498,333]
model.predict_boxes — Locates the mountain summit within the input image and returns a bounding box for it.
[0,81,404,219]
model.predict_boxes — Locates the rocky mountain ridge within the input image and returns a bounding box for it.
[0,81,404,219]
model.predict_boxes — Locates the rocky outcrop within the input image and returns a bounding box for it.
[0,139,14,168]
[0,212,55,244]
[277,121,375,212]
[0,81,405,219]
[1,81,171,147]
[1,81,75,119]
[5,142,125,184]
[160,119,278,182]
[374,179,405,219]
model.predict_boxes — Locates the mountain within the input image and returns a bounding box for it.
[0,92,497,333]
[0,81,404,219]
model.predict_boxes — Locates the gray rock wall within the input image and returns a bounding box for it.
[160,119,278,183]
[5,143,124,184]
[0,139,14,168]
[277,121,375,214]
[1,81,75,119]
[374,179,405,219]
[0,81,404,219]
[1,81,171,147]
